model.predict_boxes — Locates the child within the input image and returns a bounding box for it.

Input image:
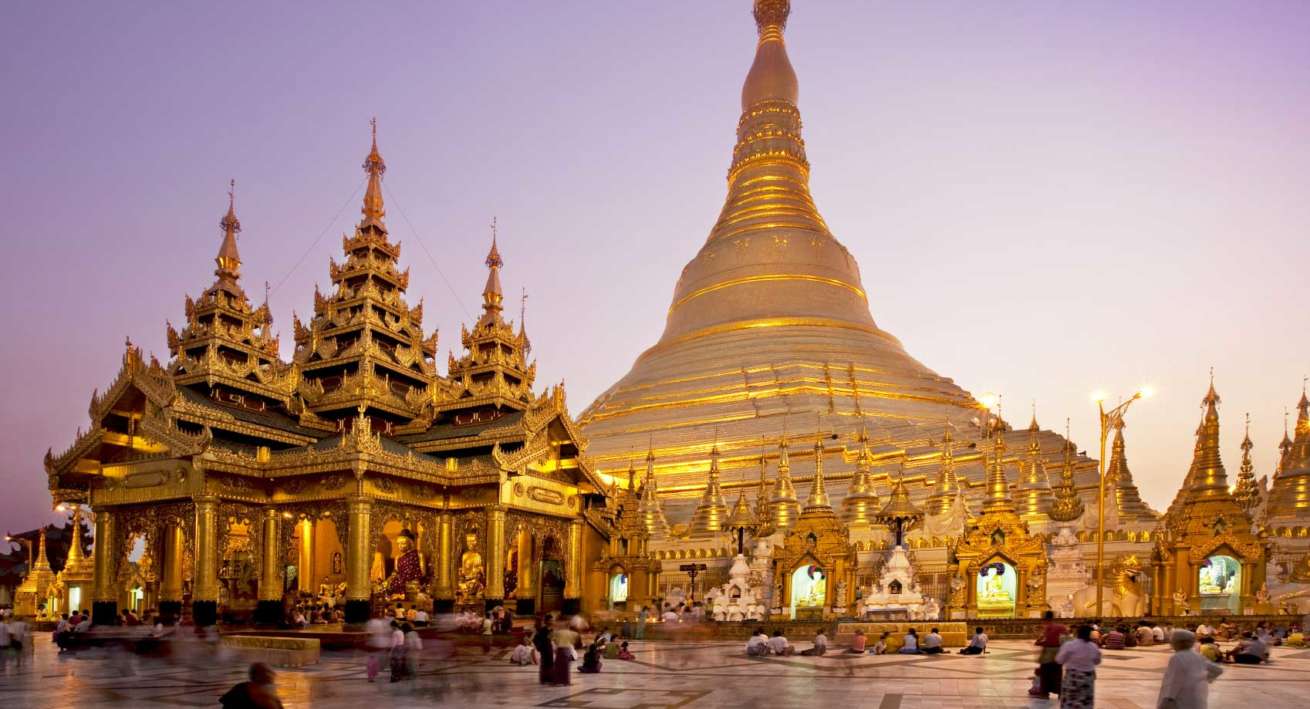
[510,635,537,665]
[617,641,635,661]
[869,631,889,655]
[1157,630,1222,709]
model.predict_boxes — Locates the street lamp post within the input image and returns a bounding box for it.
[1093,388,1152,617]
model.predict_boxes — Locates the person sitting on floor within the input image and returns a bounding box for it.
[959,627,987,655]
[898,628,921,654]
[578,640,603,674]
[1286,626,1305,648]
[746,628,770,657]
[510,635,537,665]
[1134,622,1154,647]
[1228,632,1268,664]
[846,629,867,654]
[921,628,944,654]
[870,631,890,655]
[768,629,793,656]
[799,629,828,656]
[617,641,635,661]
[1101,626,1126,650]
[1197,635,1223,663]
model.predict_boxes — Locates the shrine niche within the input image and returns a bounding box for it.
[455,523,487,607]
[1151,382,1270,616]
[947,430,1048,619]
[771,444,856,619]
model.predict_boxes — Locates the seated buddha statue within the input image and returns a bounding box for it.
[456,532,486,604]
[977,566,1013,613]
[384,529,424,599]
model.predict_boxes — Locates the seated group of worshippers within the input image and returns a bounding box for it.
[897,627,945,654]
[747,626,968,657]
[745,628,828,656]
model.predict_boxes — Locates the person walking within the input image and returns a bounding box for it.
[364,612,391,683]
[403,622,422,680]
[1158,629,1223,709]
[1055,625,1101,709]
[1030,610,1068,699]
[635,605,648,640]
[532,616,555,685]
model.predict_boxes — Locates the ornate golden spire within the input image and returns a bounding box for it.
[804,431,832,511]
[743,1,797,110]
[32,527,51,573]
[215,179,242,281]
[1234,413,1260,512]
[64,507,85,566]
[1049,419,1085,522]
[637,441,670,539]
[728,488,755,531]
[768,428,801,531]
[982,425,1016,514]
[1267,381,1310,522]
[842,422,880,527]
[1105,416,1154,520]
[1188,373,1230,496]
[689,435,730,537]
[1278,408,1294,475]
[1015,409,1053,520]
[925,421,961,515]
[361,117,386,225]
[754,437,773,526]
[481,217,504,321]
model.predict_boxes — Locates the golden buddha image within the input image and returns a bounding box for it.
[457,531,486,604]
[976,562,1017,616]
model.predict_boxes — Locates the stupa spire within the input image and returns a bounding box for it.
[1187,372,1230,496]
[926,421,961,515]
[1106,417,1154,520]
[1267,381,1310,521]
[1234,413,1260,512]
[33,527,51,572]
[982,422,1015,514]
[804,431,831,511]
[689,433,729,537]
[842,421,880,527]
[1015,407,1053,519]
[768,426,801,531]
[215,179,242,281]
[637,440,670,539]
[1048,418,1085,522]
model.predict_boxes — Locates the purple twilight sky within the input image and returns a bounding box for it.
[2,1,1309,538]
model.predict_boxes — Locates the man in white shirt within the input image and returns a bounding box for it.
[922,628,944,654]
[1151,624,1165,643]
[414,609,428,626]
[768,630,793,656]
[746,629,769,656]
[959,627,987,655]
[800,630,828,656]
[1195,622,1214,638]
[661,607,679,623]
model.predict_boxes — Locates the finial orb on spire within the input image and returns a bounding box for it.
[753,0,790,33]
[485,216,503,269]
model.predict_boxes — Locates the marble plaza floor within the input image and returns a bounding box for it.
[1,634,1308,708]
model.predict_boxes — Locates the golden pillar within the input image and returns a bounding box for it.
[298,519,314,593]
[259,508,281,602]
[486,506,506,604]
[192,496,220,626]
[159,525,184,603]
[345,495,372,623]
[565,518,583,608]
[435,512,453,609]
[515,530,534,602]
[91,507,118,624]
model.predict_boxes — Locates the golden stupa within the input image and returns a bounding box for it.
[579,1,1092,525]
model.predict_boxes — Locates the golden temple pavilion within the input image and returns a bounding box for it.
[44,128,618,626]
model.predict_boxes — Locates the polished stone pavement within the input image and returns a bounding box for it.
[2,634,1308,708]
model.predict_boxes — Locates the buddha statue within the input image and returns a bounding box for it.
[456,531,486,604]
[384,529,424,599]
[977,564,1014,613]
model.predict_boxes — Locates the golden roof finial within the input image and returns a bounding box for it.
[481,217,504,317]
[982,420,1015,514]
[214,179,242,281]
[1297,375,1310,435]
[842,418,880,526]
[1234,412,1260,512]
[361,117,386,223]
[1048,417,1085,522]
[689,432,729,537]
